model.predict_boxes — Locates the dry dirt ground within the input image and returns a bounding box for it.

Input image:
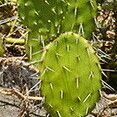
[0,58,117,117]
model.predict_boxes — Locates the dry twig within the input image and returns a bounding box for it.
[0,87,43,101]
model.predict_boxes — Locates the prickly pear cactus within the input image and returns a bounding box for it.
[18,0,97,38]
[18,0,97,62]
[40,32,102,117]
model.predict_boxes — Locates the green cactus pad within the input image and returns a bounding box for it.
[40,32,101,117]
[18,0,97,62]
[18,0,97,39]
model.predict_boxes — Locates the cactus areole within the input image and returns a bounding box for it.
[40,32,102,117]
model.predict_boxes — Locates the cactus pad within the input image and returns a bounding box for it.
[40,32,102,117]
[18,0,97,62]
[18,0,97,39]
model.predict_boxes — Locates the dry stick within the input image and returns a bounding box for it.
[0,92,41,117]
[17,101,29,117]
[0,87,43,101]
[111,1,117,58]
[90,92,117,117]
[0,100,19,108]
[0,16,18,25]
[103,92,117,101]
[103,92,117,108]
[0,56,28,63]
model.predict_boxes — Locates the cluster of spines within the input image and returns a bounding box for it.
[40,32,102,117]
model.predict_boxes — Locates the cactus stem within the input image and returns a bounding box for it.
[49,83,54,90]
[56,111,62,117]
[62,66,71,72]
[83,93,91,103]
[60,90,64,99]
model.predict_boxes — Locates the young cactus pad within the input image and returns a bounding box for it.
[18,0,97,39]
[18,0,97,62]
[40,32,102,117]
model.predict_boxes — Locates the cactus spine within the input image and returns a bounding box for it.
[18,0,97,62]
[40,32,102,117]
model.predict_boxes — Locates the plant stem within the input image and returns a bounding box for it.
[5,38,25,44]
